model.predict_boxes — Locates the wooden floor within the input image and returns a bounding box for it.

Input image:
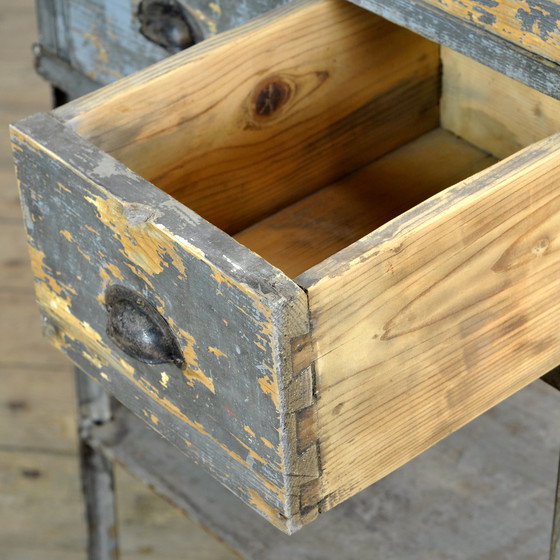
[0,2,237,559]
[1,2,560,560]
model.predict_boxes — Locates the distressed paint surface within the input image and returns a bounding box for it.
[350,0,560,99]
[39,0,290,87]
[11,112,312,531]
[421,0,560,63]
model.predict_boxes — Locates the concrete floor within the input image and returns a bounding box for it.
[1,2,559,559]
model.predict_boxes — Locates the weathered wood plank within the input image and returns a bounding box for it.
[0,449,87,554]
[0,169,25,222]
[441,47,560,159]
[92,383,560,559]
[54,0,440,234]
[0,223,35,291]
[348,0,560,99]
[33,44,100,99]
[420,0,560,64]
[298,132,560,511]
[0,365,76,452]
[11,111,313,532]
[37,0,291,88]
[0,292,70,368]
[236,129,498,278]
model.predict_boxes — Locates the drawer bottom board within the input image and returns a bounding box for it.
[235,128,498,278]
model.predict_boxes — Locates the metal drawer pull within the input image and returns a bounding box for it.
[105,285,185,368]
[137,0,197,53]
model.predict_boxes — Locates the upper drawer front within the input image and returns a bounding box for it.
[36,0,291,87]
[349,0,560,99]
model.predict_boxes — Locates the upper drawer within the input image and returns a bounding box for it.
[11,0,560,534]
[348,0,560,99]
[35,0,290,92]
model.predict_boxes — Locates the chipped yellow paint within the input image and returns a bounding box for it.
[106,263,124,280]
[180,364,215,392]
[14,129,291,514]
[27,243,139,383]
[207,346,228,358]
[244,425,256,437]
[150,413,160,425]
[233,436,268,465]
[100,372,109,381]
[99,263,125,286]
[247,488,285,529]
[85,225,99,235]
[132,376,283,495]
[82,349,104,368]
[123,262,156,291]
[167,319,215,393]
[260,437,274,449]
[184,439,192,447]
[222,319,229,326]
[160,371,170,388]
[190,8,218,35]
[253,339,267,352]
[210,265,272,321]
[28,245,77,305]
[208,2,221,15]
[421,0,560,63]
[85,194,189,278]
[60,229,92,262]
[154,225,205,261]
[56,182,72,194]
[82,31,109,63]
[257,372,280,409]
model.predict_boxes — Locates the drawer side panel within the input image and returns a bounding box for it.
[300,133,560,511]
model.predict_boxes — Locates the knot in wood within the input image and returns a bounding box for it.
[254,79,292,117]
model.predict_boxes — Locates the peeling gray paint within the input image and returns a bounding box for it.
[517,0,560,42]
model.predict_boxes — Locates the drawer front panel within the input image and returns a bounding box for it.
[11,113,311,531]
[37,0,291,87]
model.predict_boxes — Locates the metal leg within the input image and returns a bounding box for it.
[75,368,120,560]
[551,449,560,560]
[546,365,560,560]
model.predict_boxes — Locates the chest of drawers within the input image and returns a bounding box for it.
[12,0,560,535]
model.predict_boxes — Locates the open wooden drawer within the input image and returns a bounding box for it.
[11,0,560,534]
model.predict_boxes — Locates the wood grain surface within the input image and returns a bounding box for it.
[349,0,560,99]
[55,0,440,234]
[9,0,560,543]
[299,132,560,510]
[420,0,560,64]
[441,47,560,159]
[236,129,498,278]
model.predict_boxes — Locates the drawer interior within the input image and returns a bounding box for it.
[57,0,560,280]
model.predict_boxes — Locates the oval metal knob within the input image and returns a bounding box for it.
[105,285,185,368]
[137,0,196,53]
